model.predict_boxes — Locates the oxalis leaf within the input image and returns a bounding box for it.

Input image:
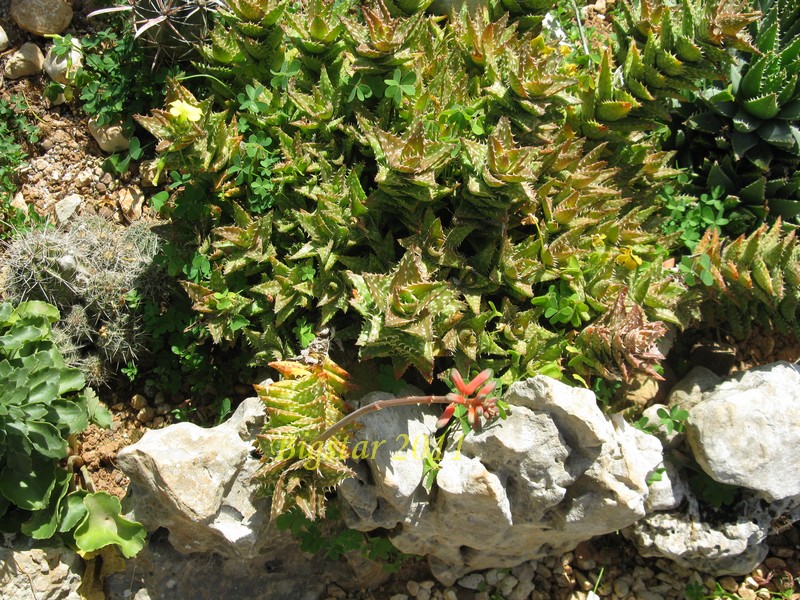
[73,492,146,558]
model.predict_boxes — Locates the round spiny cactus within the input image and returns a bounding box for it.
[96,313,148,366]
[1,229,81,307]
[90,0,225,67]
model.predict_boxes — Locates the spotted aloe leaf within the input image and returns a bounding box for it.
[255,356,354,520]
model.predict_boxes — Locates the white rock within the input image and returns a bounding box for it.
[54,193,82,223]
[339,376,664,585]
[88,117,130,153]
[644,459,688,512]
[44,38,82,85]
[117,186,145,220]
[0,26,9,52]
[4,42,45,79]
[0,541,83,599]
[686,362,800,501]
[11,191,27,212]
[10,0,73,36]
[118,398,280,559]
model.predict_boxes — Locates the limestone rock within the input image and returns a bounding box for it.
[644,460,688,512]
[667,366,721,411]
[103,530,329,600]
[4,43,45,79]
[685,362,800,501]
[627,494,800,576]
[118,397,278,559]
[0,540,84,600]
[0,26,9,52]
[117,186,145,220]
[55,193,82,223]
[10,0,73,36]
[339,376,664,585]
[44,38,82,84]
[88,117,130,153]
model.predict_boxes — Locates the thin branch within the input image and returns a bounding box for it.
[312,395,451,444]
[571,0,591,57]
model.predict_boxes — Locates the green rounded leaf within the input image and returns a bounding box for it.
[73,492,146,558]
[0,455,57,511]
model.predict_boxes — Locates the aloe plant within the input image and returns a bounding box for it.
[672,0,800,227]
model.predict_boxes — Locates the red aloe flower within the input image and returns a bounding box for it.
[437,368,499,431]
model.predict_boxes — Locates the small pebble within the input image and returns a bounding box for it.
[131,394,148,409]
[756,590,771,600]
[417,590,431,600]
[498,574,518,597]
[151,416,165,428]
[575,570,593,591]
[326,585,346,598]
[443,590,457,600]
[613,577,631,597]
[773,547,793,558]
[509,580,536,600]
[737,586,757,600]
[136,406,156,424]
[407,580,420,596]
[576,557,596,571]
[457,574,485,590]
[484,568,500,586]
[764,557,787,570]
[419,581,435,590]
[718,576,738,593]
[511,562,535,582]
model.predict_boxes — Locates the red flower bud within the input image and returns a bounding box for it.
[436,403,456,429]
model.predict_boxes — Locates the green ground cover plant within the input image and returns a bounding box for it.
[0,95,43,240]
[0,301,146,557]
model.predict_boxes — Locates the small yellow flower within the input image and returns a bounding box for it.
[168,99,202,122]
[615,247,643,270]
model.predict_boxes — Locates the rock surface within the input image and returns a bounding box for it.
[4,43,45,79]
[88,118,130,153]
[55,193,82,223]
[10,0,73,36]
[628,494,800,576]
[44,38,82,85]
[685,362,800,501]
[118,397,276,559]
[0,539,84,600]
[339,376,664,585]
[0,26,9,52]
[104,529,327,600]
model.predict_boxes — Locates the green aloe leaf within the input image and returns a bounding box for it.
[739,177,766,205]
[759,121,797,149]
[596,100,634,122]
[731,130,758,160]
[56,368,85,396]
[73,492,147,558]
[743,93,780,120]
[58,493,88,533]
[778,100,800,120]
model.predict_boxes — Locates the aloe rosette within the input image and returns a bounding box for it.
[675,0,800,225]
